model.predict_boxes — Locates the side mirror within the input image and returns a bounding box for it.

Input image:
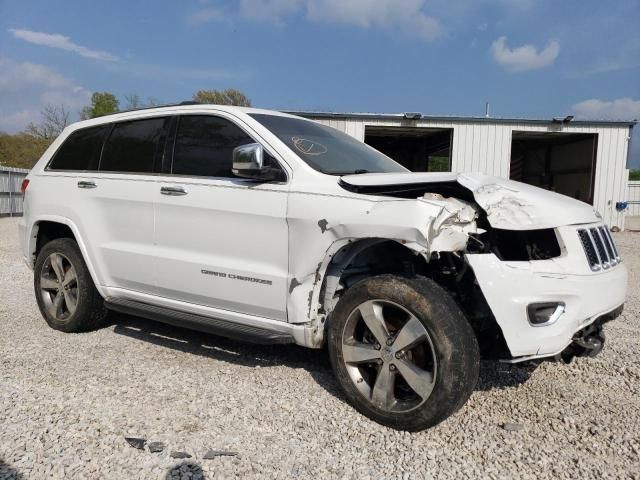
[232,143,280,181]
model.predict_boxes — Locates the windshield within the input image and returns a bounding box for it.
[249,113,408,175]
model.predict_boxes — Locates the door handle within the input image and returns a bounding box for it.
[77,181,97,189]
[160,186,187,196]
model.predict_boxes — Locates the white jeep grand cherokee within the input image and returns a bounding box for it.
[19,104,627,431]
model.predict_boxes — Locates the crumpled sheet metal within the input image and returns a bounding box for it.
[286,193,480,327]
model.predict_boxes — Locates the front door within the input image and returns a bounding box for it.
[153,114,289,321]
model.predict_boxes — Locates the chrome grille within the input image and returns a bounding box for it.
[578,226,620,271]
[603,227,621,262]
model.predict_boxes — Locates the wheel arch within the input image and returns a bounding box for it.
[29,216,103,293]
[303,237,509,358]
[318,238,429,318]
[292,237,430,347]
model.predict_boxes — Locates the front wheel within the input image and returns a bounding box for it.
[328,275,480,431]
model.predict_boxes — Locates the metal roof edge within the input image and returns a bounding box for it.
[285,110,637,128]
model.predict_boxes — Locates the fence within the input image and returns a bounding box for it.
[0,166,29,217]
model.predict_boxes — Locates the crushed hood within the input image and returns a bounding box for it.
[340,172,600,230]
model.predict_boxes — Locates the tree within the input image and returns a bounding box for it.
[24,105,70,140]
[630,170,640,181]
[123,93,161,110]
[123,93,143,110]
[0,104,72,168]
[80,92,119,119]
[192,89,251,107]
[0,133,50,169]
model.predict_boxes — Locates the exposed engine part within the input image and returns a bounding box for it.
[554,304,623,363]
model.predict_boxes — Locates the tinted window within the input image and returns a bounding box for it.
[100,117,169,173]
[49,125,109,171]
[172,115,254,177]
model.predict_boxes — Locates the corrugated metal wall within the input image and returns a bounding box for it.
[0,167,29,217]
[312,116,631,230]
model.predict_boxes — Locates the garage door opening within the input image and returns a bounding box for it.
[510,131,598,204]
[365,127,453,172]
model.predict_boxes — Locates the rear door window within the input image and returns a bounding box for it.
[172,115,254,178]
[48,125,109,171]
[100,117,169,173]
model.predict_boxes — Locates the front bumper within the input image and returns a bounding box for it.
[504,304,623,363]
[465,229,627,359]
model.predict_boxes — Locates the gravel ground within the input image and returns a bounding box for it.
[0,217,639,479]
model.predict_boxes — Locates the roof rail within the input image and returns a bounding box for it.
[113,101,203,115]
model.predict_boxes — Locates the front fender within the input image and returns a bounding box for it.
[286,191,481,332]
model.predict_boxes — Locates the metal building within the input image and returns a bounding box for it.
[292,111,636,230]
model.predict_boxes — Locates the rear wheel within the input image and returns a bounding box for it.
[34,238,107,332]
[328,275,479,431]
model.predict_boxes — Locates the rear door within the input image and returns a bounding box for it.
[153,113,290,321]
[73,116,171,293]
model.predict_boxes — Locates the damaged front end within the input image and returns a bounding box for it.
[286,187,488,348]
[339,172,570,263]
[422,193,480,253]
[323,172,626,362]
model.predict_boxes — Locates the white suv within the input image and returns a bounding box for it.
[19,104,627,431]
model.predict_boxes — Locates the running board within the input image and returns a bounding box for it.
[104,297,294,345]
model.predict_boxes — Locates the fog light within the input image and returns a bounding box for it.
[527,302,565,327]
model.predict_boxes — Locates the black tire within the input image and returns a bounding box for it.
[328,275,480,431]
[34,238,107,332]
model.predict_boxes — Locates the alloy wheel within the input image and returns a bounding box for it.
[39,252,78,321]
[341,299,437,413]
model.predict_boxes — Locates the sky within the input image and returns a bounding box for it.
[1,0,639,167]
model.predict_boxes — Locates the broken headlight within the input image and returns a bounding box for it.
[482,228,562,261]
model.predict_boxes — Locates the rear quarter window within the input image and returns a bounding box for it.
[48,125,110,171]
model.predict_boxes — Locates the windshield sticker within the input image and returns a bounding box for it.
[292,137,328,156]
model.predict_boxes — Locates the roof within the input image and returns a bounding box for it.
[285,110,637,128]
[65,104,299,131]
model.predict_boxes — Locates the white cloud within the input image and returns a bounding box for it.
[490,36,559,72]
[571,98,640,120]
[9,29,118,62]
[0,109,40,133]
[190,0,441,40]
[187,7,226,25]
[307,0,440,40]
[0,59,74,92]
[0,57,91,133]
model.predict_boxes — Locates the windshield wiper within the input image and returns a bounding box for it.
[327,169,371,176]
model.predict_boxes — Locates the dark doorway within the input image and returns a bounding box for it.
[365,127,453,172]
[510,131,598,204]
